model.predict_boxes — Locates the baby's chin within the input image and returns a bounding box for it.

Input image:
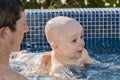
[69,51,82,59]
[73,53,82,59]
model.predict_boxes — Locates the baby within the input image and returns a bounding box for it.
[38,16,97,77]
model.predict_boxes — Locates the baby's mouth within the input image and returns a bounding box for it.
[77,50,83,54]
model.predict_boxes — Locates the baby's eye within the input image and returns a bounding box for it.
[72,39,77,43]
[81,35,84,39]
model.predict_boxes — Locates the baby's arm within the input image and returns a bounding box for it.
[50,64,64,77]
[83,49,101,64]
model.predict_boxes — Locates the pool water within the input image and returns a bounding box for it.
[10,38,120,80]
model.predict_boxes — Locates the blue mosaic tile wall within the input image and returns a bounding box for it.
[21,8,120,52]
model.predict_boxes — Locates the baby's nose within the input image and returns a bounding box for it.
[78,40,85,47]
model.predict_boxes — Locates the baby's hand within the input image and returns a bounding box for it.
[79,60,85,66]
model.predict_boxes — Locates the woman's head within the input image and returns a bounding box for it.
[0,0,24,32]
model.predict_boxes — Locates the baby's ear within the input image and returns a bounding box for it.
[51,41,58,49]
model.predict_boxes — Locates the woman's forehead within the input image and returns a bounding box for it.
[16,12,26,24]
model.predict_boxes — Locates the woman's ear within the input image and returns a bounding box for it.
[51,41,58,49]
[0,27,8,39]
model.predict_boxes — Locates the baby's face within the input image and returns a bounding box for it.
[56,22,85,59]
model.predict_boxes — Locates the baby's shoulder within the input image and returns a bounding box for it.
[38,51,52,75]
[39,51,52,66]
[40,51,52,59]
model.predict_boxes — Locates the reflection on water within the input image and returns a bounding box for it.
[59,65,89,80]
[11,38,120,80]
[10,50,120,80]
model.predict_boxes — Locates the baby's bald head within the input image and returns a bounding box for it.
[45,16,82,43]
